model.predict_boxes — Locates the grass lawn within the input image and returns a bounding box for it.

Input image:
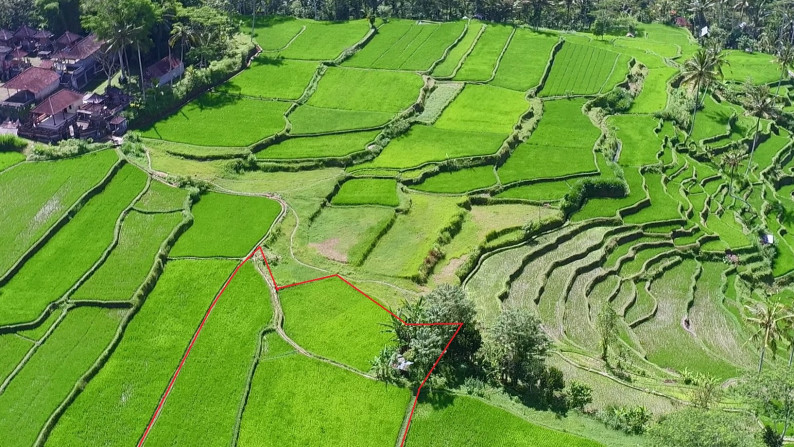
[496,180,573,201]
[407,394,604,447]
[491,29,558,92]
[723,50,781,84]
[345,20,465,70]
[0,334,31,386]
[749,127,790,171]
[170,192,281,257]
[222,57,317,100]
[453,24,513,81]
[435,84,528,135]
[0,164,146,326]
[610,114,664,167]
[289,106,393,134]
[331,178,399,207]
[359,125,506,170]
[690,95,734,142]
[0,151,25,171]
[45,259,239,446]
[72,211,184,301]
[280,277,393,371]
[413,166,497,193]
[250,16,306,51]
[0,307,122,447]
[142,262,272,446]
[139,93,289,147]
[540,42,622,96]
[278,19,371,60]
[134,180,186,212]
[364,194,461,277]
[307,206,395,264]
[0,150,118,275]
[256,131,379,159]
[623,173,682,223]
[630,66,676,113]
[237,334,411,446]
[498,99,599,183]
[308,67,423,113]
[433,23,485,77]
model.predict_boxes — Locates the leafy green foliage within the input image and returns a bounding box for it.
[257,131,379,159]
[648,408,763,446]
[331,178,399,207]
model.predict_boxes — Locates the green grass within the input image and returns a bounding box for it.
[433,23,484,77]
[134,180,186,211]
[141,138,249,159]
[331,178,399,207]
[0,151,25,171]
[407,394,604,447]
[723,50,781,84]
[139,93,289,147]
[289,106,393,134]
[415,82,464,125]
[307,206,395,264]
[45,259,238,446]
[0,150,118,275]
[573,167,645,220]
[345,20,465,70]
[0,335,32,384]
[690,95,734,142]
[237,334,411,446]
[413,166,497,193]
[434,84,528,134]
[278,19,371,60]
[251,16,306,51]
[623,173,681,223]
[609,114,665,167]
[222,57,317,100]
[170,192,281,257]
[0,164,146,326]
[540,42,621,96]
[308,67,423,113]
[358,126,506,170]
[496,180,573,201]
[364,194,461,277]
[453,24,513,81]
[601,53,633,91]
[630,66,676,113]
[491,29,558,91]
[498,99,599,183]
[750,127,790,170]
[256,131,379,159]
[141,262,272,446]
[280,277,393,371]
[0,307,122,447]
[72,211,184,300]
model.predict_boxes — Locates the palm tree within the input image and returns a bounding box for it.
[680,49,726,144]
[746,299,791,372]
[169,22,195,64]
[721,149,745,196]
[742,82,779,176]
[775,42,794,95]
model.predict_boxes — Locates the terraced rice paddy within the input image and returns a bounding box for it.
[5,14,794,447]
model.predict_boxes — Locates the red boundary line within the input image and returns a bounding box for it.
[138,246,462,447]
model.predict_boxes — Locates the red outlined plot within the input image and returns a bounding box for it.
[137,246,462,447]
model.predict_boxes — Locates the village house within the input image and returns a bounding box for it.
[0,66,61,120]
[145,56,184,87]
[18,89,83,143]
[52,34,102,89]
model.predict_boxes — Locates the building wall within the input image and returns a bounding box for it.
[34,80,59,102]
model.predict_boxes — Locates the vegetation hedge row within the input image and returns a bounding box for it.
[528,39,564,97]
[0,135,27,152]
[561,177,629,217]
[0,157,124,290]
[417,209,467,283]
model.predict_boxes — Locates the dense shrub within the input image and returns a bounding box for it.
[655,88,694,129]
[596,405,651,435]
[0,135,27,152]
[31,139,111,160]
[560,178,628,217]
[593,87,634,114]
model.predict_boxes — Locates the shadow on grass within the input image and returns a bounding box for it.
[417,391,455,410]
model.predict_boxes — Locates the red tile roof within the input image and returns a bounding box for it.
[34,30,53,40]
[53,34,102,61]
[14,25,37,39]
[10,48,28,59]
[3,67,60,94]
[146,56,182,79]
[56,31,81,46]
[31,89,83,116]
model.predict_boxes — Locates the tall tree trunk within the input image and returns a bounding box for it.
[137,43,145,100]
[685,79,702,144]
[251,0,256,41]
[759,330,769,373]
[117,48,126,82]
[744,116,762,176]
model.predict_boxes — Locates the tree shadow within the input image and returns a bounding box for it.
[251,55,287,67]
[193,92,243,110]
[417,390,455,410]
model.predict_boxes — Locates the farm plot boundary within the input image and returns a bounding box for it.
[136,246,463,447]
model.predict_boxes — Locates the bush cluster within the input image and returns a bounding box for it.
[0,135,27,152]
[560,178,628,217]
[592,87,634,114]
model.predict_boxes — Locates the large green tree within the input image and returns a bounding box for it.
[740,366,794,443]
[745,299,791,372]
